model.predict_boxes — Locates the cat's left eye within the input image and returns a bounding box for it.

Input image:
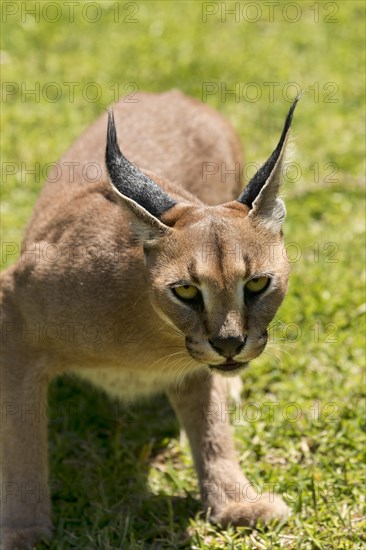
[245,276,270,294]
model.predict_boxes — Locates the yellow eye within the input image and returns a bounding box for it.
[246,276,269,293]
[173,285,199,301]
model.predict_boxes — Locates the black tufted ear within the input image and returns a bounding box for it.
[237,95,301,229]
[105,110,177,233]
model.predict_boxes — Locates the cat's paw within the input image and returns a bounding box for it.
[210,493,290,528]
[0,525,52,550]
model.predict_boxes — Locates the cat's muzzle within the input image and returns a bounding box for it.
[209,359,249,374]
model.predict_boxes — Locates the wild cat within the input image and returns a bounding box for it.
[0,90,299,549]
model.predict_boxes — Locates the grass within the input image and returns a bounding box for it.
[1,1,365,548]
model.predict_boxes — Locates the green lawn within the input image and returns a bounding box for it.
[1,1,365,548]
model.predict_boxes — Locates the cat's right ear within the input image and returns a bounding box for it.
[105,110,176,239]
[237,96,300,231]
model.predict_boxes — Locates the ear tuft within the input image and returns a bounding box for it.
[237,95,301,231]
[237,95,301,210]
[105,110,177,219]
[105,110,177,239]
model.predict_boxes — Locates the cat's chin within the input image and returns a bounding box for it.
[208,360,249,377]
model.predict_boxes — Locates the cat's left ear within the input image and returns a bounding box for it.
[237,95,301,231]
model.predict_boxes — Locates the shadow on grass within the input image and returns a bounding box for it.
[38,375,200,549]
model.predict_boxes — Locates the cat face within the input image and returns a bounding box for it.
[105,99,299,374]
[143,204,290,375]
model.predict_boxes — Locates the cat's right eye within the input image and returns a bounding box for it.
[173,285,200,302]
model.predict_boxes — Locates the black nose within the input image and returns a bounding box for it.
[209,336,246,358]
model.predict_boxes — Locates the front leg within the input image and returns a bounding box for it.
[167,372,289,527]
[0,346,52,550]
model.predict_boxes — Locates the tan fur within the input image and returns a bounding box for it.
[0,90,292,549]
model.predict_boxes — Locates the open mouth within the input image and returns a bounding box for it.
[209,359,248,373]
